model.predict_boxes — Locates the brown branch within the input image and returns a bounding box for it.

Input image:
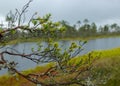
[17,0,33,26]
[0,26,22,34]
[27,66,56,80]
[0,46,57,64]
[0,53,6,63]
[12,68,45,85]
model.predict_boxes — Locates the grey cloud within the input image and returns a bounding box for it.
[0,0,120,25]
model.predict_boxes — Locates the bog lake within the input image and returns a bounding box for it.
[0,37,120,75]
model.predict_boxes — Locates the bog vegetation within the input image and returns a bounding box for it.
[0,0,120,86]
[0,47,120,86]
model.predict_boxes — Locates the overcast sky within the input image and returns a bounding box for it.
[0,0,120,26]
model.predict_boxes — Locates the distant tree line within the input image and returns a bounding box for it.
[60,19,120,38]
[1,18,120,41]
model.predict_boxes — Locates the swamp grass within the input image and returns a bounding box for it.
[0,47,120,86]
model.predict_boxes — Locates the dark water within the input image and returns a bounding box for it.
[1,37,120,75]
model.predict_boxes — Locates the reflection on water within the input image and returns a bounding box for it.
[1,37,120,75]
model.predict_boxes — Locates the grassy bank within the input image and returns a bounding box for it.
[61,34,120,41]
[0,47,120,86]
[1,34,120,46]
[72,47,120,86]
[0,37,42,45]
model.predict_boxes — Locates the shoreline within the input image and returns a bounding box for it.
[1,34,120,45]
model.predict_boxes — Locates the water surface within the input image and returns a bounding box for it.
[1,37,120,75]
